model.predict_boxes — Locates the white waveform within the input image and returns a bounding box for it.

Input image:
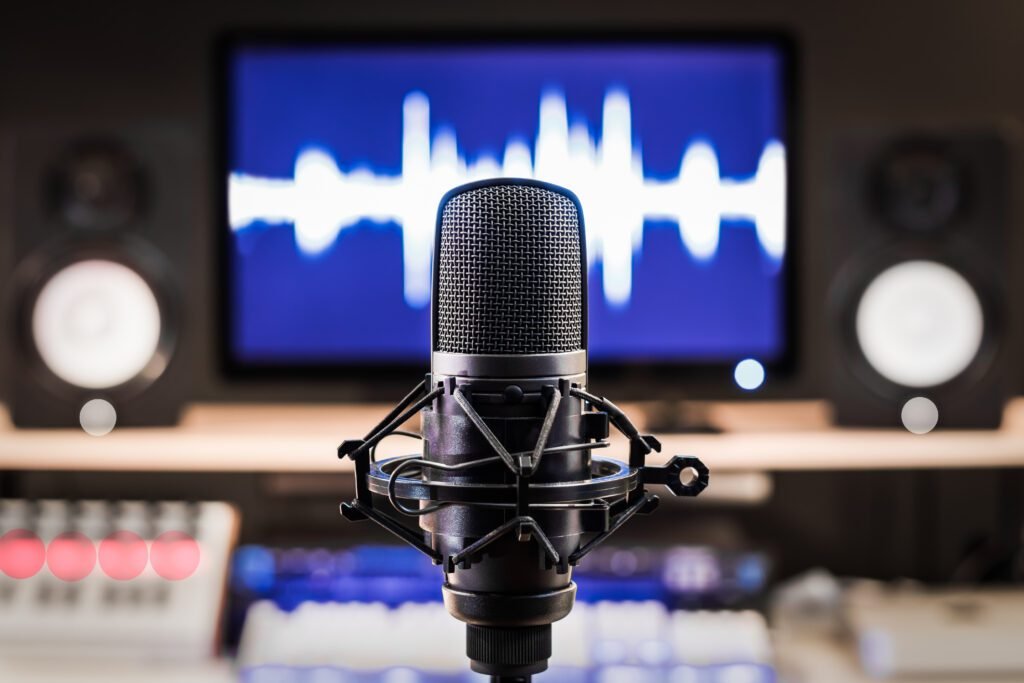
[229,89,786,308]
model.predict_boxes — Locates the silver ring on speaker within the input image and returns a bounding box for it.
[854,260,984,388]
[30,258,166,390]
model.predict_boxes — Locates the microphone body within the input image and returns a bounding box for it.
[430,181,591,677]
[425,358,587,678]
[339,179,708,681]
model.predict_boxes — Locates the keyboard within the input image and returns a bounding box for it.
[238,600,775,682]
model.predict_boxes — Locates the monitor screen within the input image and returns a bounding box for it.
[223,36,791,372]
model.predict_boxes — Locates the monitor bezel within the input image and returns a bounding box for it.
[214,29,799,399]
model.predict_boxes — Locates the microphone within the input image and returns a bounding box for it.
[339,178,708,681]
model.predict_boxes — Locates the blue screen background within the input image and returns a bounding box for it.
[227,43,787,365]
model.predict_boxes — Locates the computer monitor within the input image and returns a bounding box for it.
[220,33,794,394]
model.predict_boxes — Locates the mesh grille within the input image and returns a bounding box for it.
[435,183,584,354]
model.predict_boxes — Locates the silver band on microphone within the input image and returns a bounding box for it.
[431,351,587,378]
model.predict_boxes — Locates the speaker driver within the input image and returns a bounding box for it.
[49,141,144,231]
[854,259,984,389]
[30,259,165,390]
[874,142,962,232]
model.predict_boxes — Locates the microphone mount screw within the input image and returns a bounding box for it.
[642,455,710,497]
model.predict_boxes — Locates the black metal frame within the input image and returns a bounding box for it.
[338,377,708,574]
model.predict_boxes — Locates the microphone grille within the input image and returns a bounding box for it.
[435,182,584,355]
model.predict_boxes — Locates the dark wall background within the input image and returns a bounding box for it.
[2,0,1023,403]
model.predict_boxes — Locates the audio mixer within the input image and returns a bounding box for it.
[0,499,237,661]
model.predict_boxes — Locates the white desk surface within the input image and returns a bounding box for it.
[774,631,1024,683]
[1,635,1019,683]
[0,658,236,683]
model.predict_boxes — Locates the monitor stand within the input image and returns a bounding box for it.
[641,400,723,434]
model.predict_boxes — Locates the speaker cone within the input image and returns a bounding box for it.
[854,259,984,389]
[30,259,165,390]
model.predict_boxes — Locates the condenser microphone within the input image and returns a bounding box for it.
[339,178,708,682]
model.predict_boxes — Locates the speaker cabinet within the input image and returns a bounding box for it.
[827,129,1013,429]
[7,123,195,428]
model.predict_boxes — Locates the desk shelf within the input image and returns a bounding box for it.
[3,400,1024,472]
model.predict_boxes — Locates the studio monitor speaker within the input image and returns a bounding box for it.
[827,128,1014,429]
[6,122,196,428]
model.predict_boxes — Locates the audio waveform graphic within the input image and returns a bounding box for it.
[229,89,786,308]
